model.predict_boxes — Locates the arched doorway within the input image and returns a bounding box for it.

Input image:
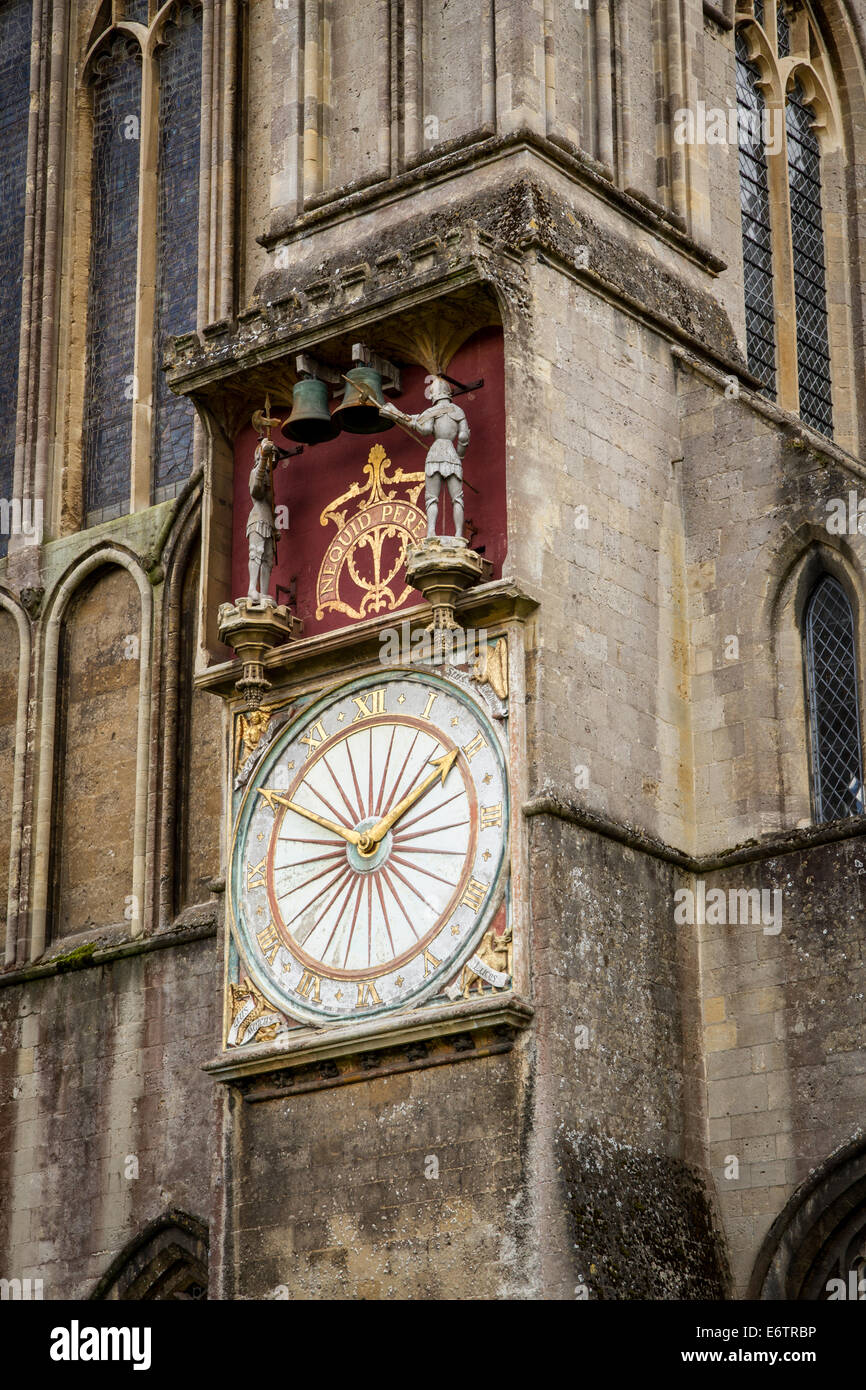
[91,1210,208,1301]
[749,1136,866,1299]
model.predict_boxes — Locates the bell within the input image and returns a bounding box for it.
[282,376,341,445]
[332,367,394,435]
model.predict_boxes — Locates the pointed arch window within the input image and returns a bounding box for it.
[84,37,142,521]
[83,3,202,525]
[153,3,203,499]
[0,0,34,558]
[736,4,836,438]
[786,80,833,435]
[736,31,777,395]
[804,576,864,823]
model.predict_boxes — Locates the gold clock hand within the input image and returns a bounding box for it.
[361,748,458,852]
[258,787,361,845]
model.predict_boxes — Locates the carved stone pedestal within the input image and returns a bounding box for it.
[218,598,302,705]
[405,537,492,632]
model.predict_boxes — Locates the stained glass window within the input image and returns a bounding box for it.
[737,31,777,396]
[804,576,864,822]
[776,4,790,57]
[121,0,149,22]
[83,36,142,522]
[153,3,202,499]
[753,0,764,26]
[0,0,32,559]
[786,80,833,436]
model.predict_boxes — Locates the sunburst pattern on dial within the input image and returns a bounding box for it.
[230,669,509,1026]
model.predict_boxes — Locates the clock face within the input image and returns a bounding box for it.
[229,669,510,1026]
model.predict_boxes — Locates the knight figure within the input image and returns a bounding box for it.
[379,374,470,538]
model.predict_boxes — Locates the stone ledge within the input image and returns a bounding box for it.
[524,792,866,872]
[203,993,533,1085]
[261,128,725,275]
[672,344,866,482]
[0,915,217,988]
[167,175,741,427]
[194,577,540,698]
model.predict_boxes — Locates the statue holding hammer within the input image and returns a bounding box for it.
[378,375,470,539]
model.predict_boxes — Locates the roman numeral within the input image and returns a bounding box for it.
[352,688,386,721]
[300,720,327,759]
[356,980,382,1008]
[296,970,322,1002]
[247,856,267,890]
[422,947,440,977]
[461,878,487,913]
[257,922,281,965]
[462,732,487,762]
[422,691,438,720]
[480,804,502,829]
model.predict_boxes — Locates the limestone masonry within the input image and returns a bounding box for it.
[1,0,865,1301]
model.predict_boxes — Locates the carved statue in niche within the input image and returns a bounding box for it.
[457,922,513,999]
[379,375,470,538]
[234,704,275,773]
[247,436,280,603]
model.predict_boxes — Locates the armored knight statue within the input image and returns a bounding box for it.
[379,374,469,538]
[247,436,280,602]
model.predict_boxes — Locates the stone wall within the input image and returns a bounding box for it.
[699,837,866,1294]
[2,0,866,1301]
[221,1044,532,1300]
[0,933,217,1300]
[52,566,140,939]
[0,608,19,942]
[526,813,728,1298]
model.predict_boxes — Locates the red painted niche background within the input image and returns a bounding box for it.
[231,326,507,639]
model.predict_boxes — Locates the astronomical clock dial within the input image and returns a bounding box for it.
[230,669,510,1027]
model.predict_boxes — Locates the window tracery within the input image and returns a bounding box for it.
[83,2,202,522]
[803,575,864,823]
[736,30,777,395]
[153,3,202,499]
[84,36,142,522]
[0,0,34,557]
[736,2,838,437]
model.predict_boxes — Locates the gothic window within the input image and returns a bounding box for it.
[0,0,33,558]
[786,80,833,436]
[84,37,142,522]
[776,3,790,58]
[736,4,837,437]
[803,576,864,824]
[83,3,202,525]
[123,1,150,21]
[153,4,202,499]
[736,32,777,396]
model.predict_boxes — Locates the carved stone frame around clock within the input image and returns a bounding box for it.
[200,581,537,1086]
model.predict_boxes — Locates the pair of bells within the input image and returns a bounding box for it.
[282,367,395,446]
